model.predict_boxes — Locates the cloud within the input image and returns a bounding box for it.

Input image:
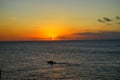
[98,16,120,25]
[73,32,101,35]
[56,36,66,39]
[103,17,112,22]
[98,17,112,24]
[98,19,104,23]
[72,31,120,39]
[73,31,120,35]
[116,16,120,20]
[100,31,120,35]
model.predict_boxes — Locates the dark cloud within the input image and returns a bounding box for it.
[98,17,112,24]
[73,32,101,35]
[100,31,120,35]
[97,16,120,25]
[73,31,120,35]
[72,31,120,39]
[116,16,120,20]
[103,17,112,22]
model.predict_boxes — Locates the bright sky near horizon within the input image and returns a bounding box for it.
[0,0,120,41]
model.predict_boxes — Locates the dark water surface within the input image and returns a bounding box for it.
[0,40,120,80]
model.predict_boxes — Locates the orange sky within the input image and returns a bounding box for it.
[0,0,120,41]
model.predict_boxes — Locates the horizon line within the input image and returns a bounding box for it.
[0,39,120,42]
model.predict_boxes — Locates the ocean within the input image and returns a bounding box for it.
[0,40,120,80]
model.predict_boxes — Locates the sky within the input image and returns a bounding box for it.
[0,0,120,41]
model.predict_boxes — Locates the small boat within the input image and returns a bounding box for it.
[47,60,56,65]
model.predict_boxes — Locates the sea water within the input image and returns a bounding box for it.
[0,40,120,80]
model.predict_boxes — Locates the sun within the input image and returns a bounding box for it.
[37,21,72,40]
[49,33,58,40]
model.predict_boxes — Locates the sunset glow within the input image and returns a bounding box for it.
[0,0,120,41]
